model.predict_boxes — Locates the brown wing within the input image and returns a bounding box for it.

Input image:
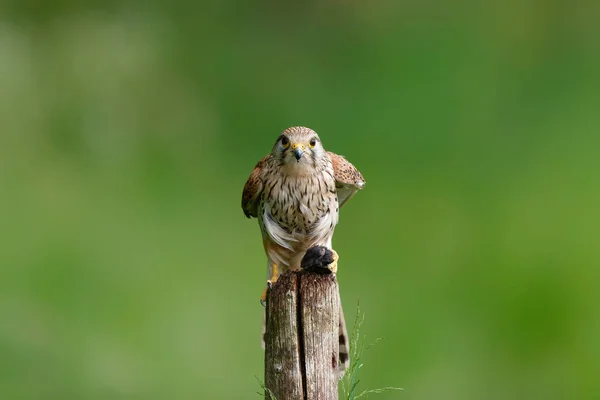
[327,151,366,207]
[241,155,269,218]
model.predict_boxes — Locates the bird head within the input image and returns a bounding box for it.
[271,126,326,172]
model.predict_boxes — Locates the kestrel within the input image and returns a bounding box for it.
[241,126,365,376]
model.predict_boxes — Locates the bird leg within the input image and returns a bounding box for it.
[260,263,279,307]
[259,251,339,306]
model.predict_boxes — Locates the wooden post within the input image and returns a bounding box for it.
[264,270,340,400]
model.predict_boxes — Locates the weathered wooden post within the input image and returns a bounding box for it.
[264,247,340,400]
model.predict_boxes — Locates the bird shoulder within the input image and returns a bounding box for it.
[242,155,270,218]
[327,151,365,189]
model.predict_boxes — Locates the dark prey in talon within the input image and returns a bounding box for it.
[301,246,335,274]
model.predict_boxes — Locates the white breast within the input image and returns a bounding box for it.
[260,162,339,269]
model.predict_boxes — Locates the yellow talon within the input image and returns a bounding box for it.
[260,286,268,307]
[260,263,280,307]
[328,249,339,274]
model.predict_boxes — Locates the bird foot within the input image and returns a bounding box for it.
[260,264,279,307]
[260,277,276,307]
[328,249,339,275]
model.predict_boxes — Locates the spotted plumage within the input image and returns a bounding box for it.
[242,126,365,377]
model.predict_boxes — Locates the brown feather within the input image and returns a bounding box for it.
[327,151,365,207]
[327,151,365,188]
[241,155,269,218]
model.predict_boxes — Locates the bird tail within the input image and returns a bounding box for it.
[338,297,350,377]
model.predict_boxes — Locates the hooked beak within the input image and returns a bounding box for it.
[291,143,305,161]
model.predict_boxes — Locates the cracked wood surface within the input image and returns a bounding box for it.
[264,271,339,400]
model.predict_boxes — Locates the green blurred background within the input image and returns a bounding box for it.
[1,1,599,399]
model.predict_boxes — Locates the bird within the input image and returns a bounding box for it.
[241,126,365,377]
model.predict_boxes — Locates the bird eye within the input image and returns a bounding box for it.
[309,138,317,147]
[281,136,289,147]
